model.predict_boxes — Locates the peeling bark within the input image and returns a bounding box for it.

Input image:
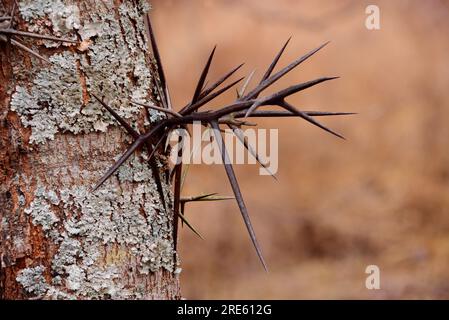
[0,0,180,300]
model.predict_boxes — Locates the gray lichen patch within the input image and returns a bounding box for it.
[64,264,85,291]
[24,187,60,233]
[9,49,144,144]
[53,182,173,297]
[18,0,80,46]
[140,238,174,274]
[51,237,83,275]
[11,1,162,144]
[11,53,82,144]
[16,265,75,299]
[84,265,124,297]
[18,152,174,298]
[16,265,48,296]
[77,5,159,120]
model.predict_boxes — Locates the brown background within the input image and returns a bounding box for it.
[150,0,449,299]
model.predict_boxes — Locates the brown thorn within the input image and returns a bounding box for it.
[210,121,268,271]
[191,45,216,104]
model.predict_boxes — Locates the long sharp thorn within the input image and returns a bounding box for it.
[191,45,216,104]
[145,12,166,90]
[10,38,51,64]
[200,63,244,99]
[93,137,146,191]
[271,77,339,101]
[180,201,185,228]
[92,94,139,139]
[210,121,268,271]
[145,13,169,109]
[229,124,277,180]
[238,69,256,99]
[233,110,356,118]
[245,76,338,117]
[243,41,330,100]
[1,29,77,43]
[255,37,291,95]
[280,100,345,139]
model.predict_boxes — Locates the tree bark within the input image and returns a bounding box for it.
[0,0,180,299]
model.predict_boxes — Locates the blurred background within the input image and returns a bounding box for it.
[150,0,449,299]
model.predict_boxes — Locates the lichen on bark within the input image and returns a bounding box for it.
[10,0,159,144]
[1,0,180,300]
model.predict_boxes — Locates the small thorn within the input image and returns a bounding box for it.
[255,37,291,97]
[191,45,217,104]
[238,69,256,99]
[178,209,204,240]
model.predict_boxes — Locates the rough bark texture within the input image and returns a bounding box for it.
[0,0,180,299]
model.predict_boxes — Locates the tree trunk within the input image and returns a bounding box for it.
[0,0,180,299]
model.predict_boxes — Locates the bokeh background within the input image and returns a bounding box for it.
[150,0,449,299]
